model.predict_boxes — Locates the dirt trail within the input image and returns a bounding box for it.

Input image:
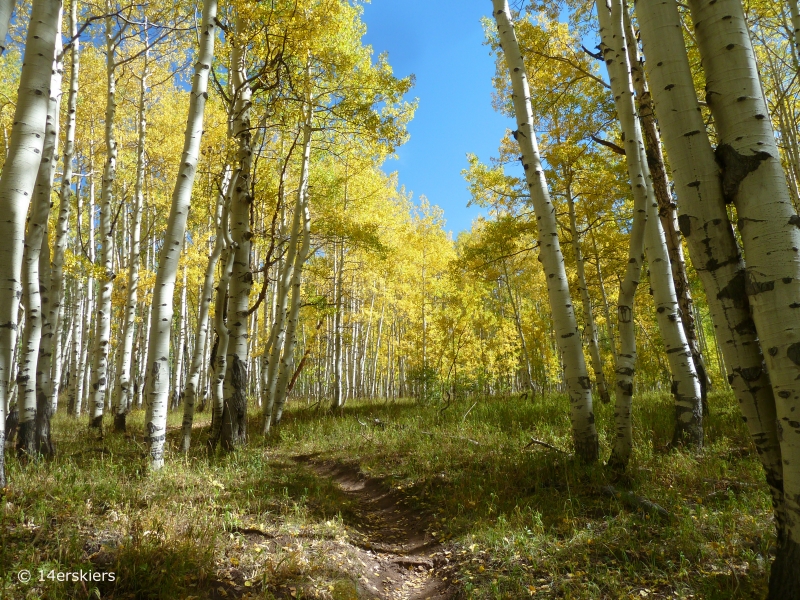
[297,458,454,600]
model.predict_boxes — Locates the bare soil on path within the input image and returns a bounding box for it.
[295,457,455,600]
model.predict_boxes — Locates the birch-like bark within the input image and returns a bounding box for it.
[600,0,703,455]
[273,122,312,423]
[566,181,610,404]
[144,0,218,469]
[263,145,308,431]
[0,0,15,55]
[687,0,800,593]
[788,0,800,69]
[182,170,229,451]
[500,259,534,391]
[17,18,62,457]
[208,180,235,451]
[492,0,598,462]
[332,243,345,408]
[0,0,60,484]
[87,14,119,431]
[220,22,252,451]
[171,265,187,410]
[113,50,146,431]
[635,0,784,559]
[622,4,708,405]
[595,0,648,468]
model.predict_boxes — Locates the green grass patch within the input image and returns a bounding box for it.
[1,389,773,598]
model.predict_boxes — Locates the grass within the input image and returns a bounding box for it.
[1,388,774,599]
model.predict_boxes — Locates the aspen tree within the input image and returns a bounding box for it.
[273,116,313,424]
[263,143,307,432]
[144,0,218,469]
[171,265,188,410]
[0,0,14,55]
[48,0,79,409]
[686,0,800,592]
[87,12,121,431]
[182,169,229,451]
[598,0,702,457]
[0,0,61,483]
[113,43,147,431]
[621,5,708,404]
[209,174,236,451]
[491,0,598,462]
[220,18,253,451]
[16,18,62,457]
[565,183,609,404]
[635,0,785,564]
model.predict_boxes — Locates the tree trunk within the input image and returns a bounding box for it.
[600,0,702,458]
[622,4,708,407]
[0,0,60,485]
[566,181,610,404]
[687,0,800,593]
[88,15,119,433]
[144,0,218,469]
[492,0,599,462]
[635,0,785,563]
[597,0,649,465]
[0,0,15,55]
[182,168,229,451]
[263,140,309,431]
[113,50,146,432]
[48,0,78,414]
[16,18,62,458]
[171,265,187,410]
[220,22,252,451]
[273,120,312,423]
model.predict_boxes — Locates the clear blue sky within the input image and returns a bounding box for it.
[360,0,515,236]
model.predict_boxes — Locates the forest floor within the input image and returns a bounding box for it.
[1,389,775,599]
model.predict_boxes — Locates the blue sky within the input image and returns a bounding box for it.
[360,0,515,236]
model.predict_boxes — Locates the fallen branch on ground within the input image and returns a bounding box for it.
[420,431,480,446]
[601,485,671,520]
[523,437,569,454]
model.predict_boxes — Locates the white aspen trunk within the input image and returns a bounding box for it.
[501,260,535,392]
[182,169,229,452]
[0,0,15,55]
[273,133,312,423]
[687,0,800,592]
[0,0,60,484]
[144,0,218,469]
[263,130,310,432]
[209,186,235,452]
[49,0,77,411]
[595,0,648,468]
[16,19,62,457]
[371,301,385,398]
[635,0,785,559]
[113,50,146,431]
[171,265,187,410]
[220,22,252,451]
[566,183,609,404]
[80,148,96,414]
[87,15,119,431]
[67,290,83,414]
[591,233,618,367]
[788,0,800,69]
[332,243,345,407]
[491,0,599,462]
[622,5,708,404]
[600,0,703,458]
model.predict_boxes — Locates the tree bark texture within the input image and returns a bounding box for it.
[492,0,599,463]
